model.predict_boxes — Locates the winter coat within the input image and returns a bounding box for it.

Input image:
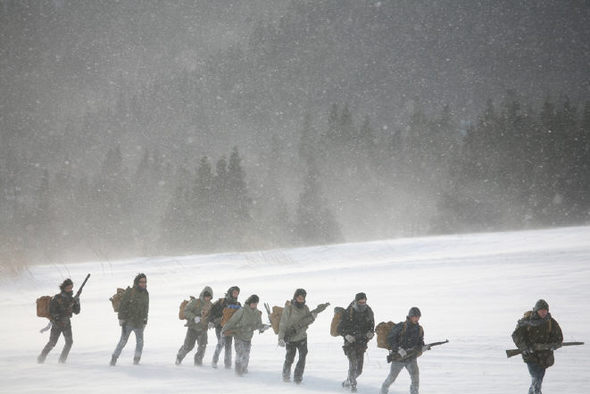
[512,311,563,368]
[210,288,241,328]
[184,286,213,332]
[388,318,425,355]
[278,300,313,342]
[118,285,149,328]
[49,291,80,327]
[338,301,375,347]
[221,305,264,342]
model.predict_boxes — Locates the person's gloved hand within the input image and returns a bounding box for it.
[366,332,375,340]
[278,339,286,347]
[208,322,215,329]
[119,319,126,327]
[194,316,201,324]
[345,334,356,343]
[397,348,407,358]
[522,347,534,356]
[421,344,431,352]
[259,324,271,333]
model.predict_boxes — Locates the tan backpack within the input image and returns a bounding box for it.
[268,300,290,334]
[179,296,196,320]
[330,307,345,337]
[109,288,126,313]
[36,296,52,318]
[221,306,239,326]
[376,321,396,349]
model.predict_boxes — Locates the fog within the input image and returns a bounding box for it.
[1,0,589,270]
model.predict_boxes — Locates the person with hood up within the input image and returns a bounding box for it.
[511,299,563,394]
[380,307,425,394]
[209,286,241,368]
[110,273,149,366]
[37,278,81,364]
[338,292,375,393]
[221,294,271,376]
[176,286,214,366]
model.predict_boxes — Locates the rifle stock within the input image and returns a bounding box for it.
[74,273,91,298]
[506,341,584,358]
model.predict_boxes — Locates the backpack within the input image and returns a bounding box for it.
[268,301,290,335]
[179,296,196,320]
[330,306,345,337]
[109,288,126,313]
[376,321,396,349]
[220,304,240,326]
[36,296,52,318]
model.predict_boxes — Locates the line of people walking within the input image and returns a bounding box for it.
[38,274,569,394]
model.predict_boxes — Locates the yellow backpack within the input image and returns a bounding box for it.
[376,321,396,349]
[330,307,345,337]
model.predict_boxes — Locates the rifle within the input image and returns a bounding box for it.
[387,339,449,363]
[506,342,584,358]
[284,302,330,341]
[74,273,91,299]
[263,303,273,325]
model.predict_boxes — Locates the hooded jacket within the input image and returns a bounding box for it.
[50,290,80,327]
[184,286,214,332]
[338,300,375,345]
[387,318,425,354]
[278,299,312,343]
[118,276,149,327]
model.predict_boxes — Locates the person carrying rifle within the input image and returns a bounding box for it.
[175,286,213,366]
[37,278,82,364]
[110,273,149,366]
[511,299,563,394]
[278,288,328,384]
[338,292,375,393]
[380,307,425,394]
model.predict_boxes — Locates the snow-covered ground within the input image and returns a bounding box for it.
[1,226,589,393]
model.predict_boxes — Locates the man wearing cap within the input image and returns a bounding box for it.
[512,299,563,394]
[278,288,313,383]
[37,278,81,364]
[338,292,375,392]
[221,294,271,375]
[176,286,214,366]
[380,307,425,394]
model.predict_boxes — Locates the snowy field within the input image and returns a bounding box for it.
[1,226,589,393]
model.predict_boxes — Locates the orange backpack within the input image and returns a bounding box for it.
[36,296,52,318]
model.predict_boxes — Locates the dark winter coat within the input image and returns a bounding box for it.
[387,318,425,354]
[512,311,563,368]
[118,285,149,328]
[184,286,213,332]
[338,301,375,348]
[49,291,80,327]
[210,288,241,328]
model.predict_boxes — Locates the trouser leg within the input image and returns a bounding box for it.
[133,326,144,361]
[212,326,223,364]
[224,334,233,368]
[406,358,420,394]
[346,346,362,388]
[193,331,208,365]
[58,325,73,363]
[380,360,405,394]
[293,339,308,382]
[527,362,545,394]
[234,339,251,375]
[283,341,297,379]
[177,328,198,362]
[112,325,133,359]
[39,324,62,362]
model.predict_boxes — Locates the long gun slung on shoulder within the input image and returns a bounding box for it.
[505,341,584,358]
[75,273,91,299]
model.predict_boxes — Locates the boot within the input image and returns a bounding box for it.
[175,356,181,365]
[109,356,117,366]
[133,356,140,365]
[37,354,46,364]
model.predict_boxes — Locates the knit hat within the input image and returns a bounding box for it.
[294,288,307,299]
[355,292,367,302]
[245,294,259,305]
[533,299,549,312]
[408,307,422,318]
[59,278,73,291]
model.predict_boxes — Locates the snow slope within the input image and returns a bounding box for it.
[1,226,589,393]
